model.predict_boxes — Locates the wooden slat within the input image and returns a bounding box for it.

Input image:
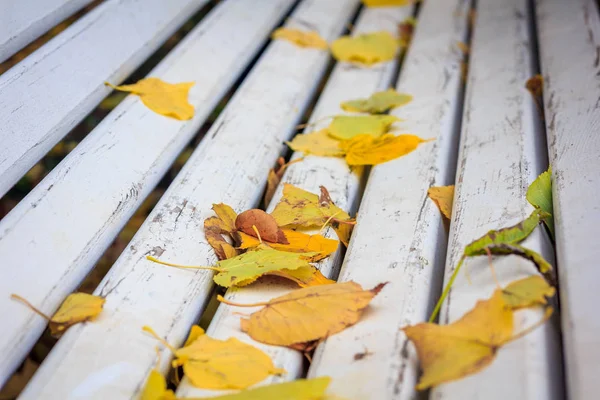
[0,0,210,198]
[431,0,564,398]
[176,5,412,397]
[18,1,359,398]
[0,0,295,388]
[305,0,469,398]
[535,0,600,397]
[0,0,93,63]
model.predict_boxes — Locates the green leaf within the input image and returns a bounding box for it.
[327,115,400,140]
[526,167,554,238]
[340,89,412,114]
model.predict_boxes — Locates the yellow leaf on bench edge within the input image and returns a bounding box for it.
[427,185,454,220]
[341,133,427,166]
[331,31,399,65]
[272,28,328,49]
[362,0,412,6]
[106,78,195,120]
[237,229,338,261]
[501,275,556,310]
[141,369,175,400]
[189,377,331,400]
[327,115,400,140]
[287,129,345,157]
[340,89,413,114]
[267,265,336,287]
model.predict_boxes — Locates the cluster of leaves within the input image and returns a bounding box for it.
[402,167,556,389]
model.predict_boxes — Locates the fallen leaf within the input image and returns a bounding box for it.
[141,369,175,400]
[189,377,331,400]
[183,324,205,347]
[213,203,238,232]
[363,0,412,5]
[272,28,328,49]
[340,89,412,114]
[286,129,345,157]
[427,185,455,220]
[331,31,399,65]
[502,275,556,310]
[525,74,543,98]
[147,246,318,288]
[238,229,338,261]
[271,184,355,231]
[204,203,239,260]
[219,281,386,347]
[264,157,303,207]
[526,166,554,237]
[328,115,400,140]
[267,265,336,287]
[105,78,194,120]
[11,293,105,337]
[456,41,470,55]
[235,209,288,244]
[340,133,426,166]
[331,221,354,247]
[398,17,416,47]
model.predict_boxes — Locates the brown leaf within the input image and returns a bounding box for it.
[235,209,288,244]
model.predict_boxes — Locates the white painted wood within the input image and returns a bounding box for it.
[0,0,295,389]
[305,1,469,399]
[535,0,600,398]
[0,0,93,63]
[18,1,358,398]
[0,0,210,198]
[176,5,412,397]
[431,0,563,398]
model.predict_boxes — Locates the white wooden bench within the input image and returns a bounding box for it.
[0,0,599,398]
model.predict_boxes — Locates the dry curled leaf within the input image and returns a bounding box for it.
[502,275,556,310]
[427,185,454,220]
[331,31,399,65]
[340,133,426,166]
[327,115,400,140]
[235,209,288,244]
[525,74,544,98]
[105,78,194,120]
[219,281,386,347]
[238,229,338,262]
[272,28,328,49]
[286,129,345,157]
[204,203,239,260]
[191,377,331,400]
[340,89,412,114]
[11,293,105,337]
[398,17,416,47]
[264,157,303,207]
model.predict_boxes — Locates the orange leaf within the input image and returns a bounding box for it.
[427,185,454,220]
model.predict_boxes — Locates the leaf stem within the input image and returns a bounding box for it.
[252,225,263,244]
[217,295,269,308]
[429,255,466,322]
[142,326,177,354]
[146,255,221,272]
[10,294,51,321]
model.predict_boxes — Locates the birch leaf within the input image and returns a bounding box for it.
[340,133,426,166]
[328,115,400,140]
[238,229,338,262]
[220,282,386,347]
[340,89,412,114]
[502,275,556,310]
[286,129,345,157]
[331,32,399,65]
[427,185,455,220]
[105,78,194,120]
[11,293,105,337]
[235,209,288,244]
[272,28,328,49]
[190,377,331,400]
[141,369,175,400]
[172,328,285,389]
[404,290,514,390]
[526,167,554,237]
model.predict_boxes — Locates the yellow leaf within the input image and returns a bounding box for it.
[140,369,175,400]
[11,293,105,337]
[340,89,412,114]
[267,265,336,287]
[220,282,386,347]
[189,377,331,400]
[238,229,338,261]
[105,78,194,120]
[213,203,238,232]
[286,129,345,157]
[272,28,328,49]
[340,133,426,166]
[172,331,285,390]
[362,0,412,6]
[183,325,205,347]
[205,203,240,260]
[403,290,513,390]
[327,115,400,140]
[331,31,399,65]
[502,275,556,310]
[427,185,454,220]
[270,184,355,232]
[331,221,354,247]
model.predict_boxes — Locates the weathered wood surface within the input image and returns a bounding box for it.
[0,0,295,389]
[176,5,412,397]
[432,0,563,398]
[536,0,600,398]
[18,1,358,398]
[0,0,210,198]
[306,0,469,398]
[0,0,93,63]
